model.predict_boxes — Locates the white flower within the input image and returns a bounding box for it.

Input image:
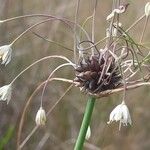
[107,101,132,130]
[35,107,46,126]
[0,84,12,104]
[145,2,150,17]
[0,44,12,65]
[85,126,91,140]
[0,20,4,24]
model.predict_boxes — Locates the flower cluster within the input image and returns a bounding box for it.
[0,2,149,149]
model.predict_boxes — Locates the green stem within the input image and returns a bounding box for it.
[74,97,96,150]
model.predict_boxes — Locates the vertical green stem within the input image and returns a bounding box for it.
[74,97,96,150]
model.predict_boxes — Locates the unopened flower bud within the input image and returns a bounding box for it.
[145,2,150,17]
[35,107,46,126]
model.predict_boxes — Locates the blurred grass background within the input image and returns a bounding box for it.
[0,0,150,150]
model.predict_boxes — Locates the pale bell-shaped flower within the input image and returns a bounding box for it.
[0,44,12,65]
[145,2,150,17]
[85,126,91,140]
[0,84,12,104]
[107,101,132,130]
[35,107,46,126]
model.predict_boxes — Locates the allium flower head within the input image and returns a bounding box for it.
[0,84,12,104]
[145,2,150,17]
[107,101,132,130]
[74,55,121,94]
[0,44,12,65]
[35,107,46,126]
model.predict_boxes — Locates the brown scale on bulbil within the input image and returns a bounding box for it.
[74,55,122,94]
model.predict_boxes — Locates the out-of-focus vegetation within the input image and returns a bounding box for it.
[0,0,150,150]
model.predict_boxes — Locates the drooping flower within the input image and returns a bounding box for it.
[145,2,150,17]
[107,101,132,130]
[35,107,46,126]
[0,44,12,65]
[85,126,91,140]
[0,84,12,104]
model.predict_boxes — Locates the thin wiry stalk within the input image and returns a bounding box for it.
[126,14,145,32]
[10,55,74,85]
[91,0,97,55]
[40,63,73,107]
[74,0,80,64]
[0,14,57,23]
[140,16,149,43]
[80,15,93,40]
[90,81,150,98]
[4,13,91,51]
[11,18,55,45]
[17,77,73,149]
[32,32,74,52]
[77,36,107,51]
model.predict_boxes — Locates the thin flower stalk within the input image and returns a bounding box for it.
[10,18,55,46]
[40,63,73,107]
[18,84,73,149]
[140,16,149,43]
[10,55,74,85]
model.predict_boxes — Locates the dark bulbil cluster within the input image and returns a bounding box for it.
[74,55,122,94]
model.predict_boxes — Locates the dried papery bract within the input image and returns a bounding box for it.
[85,126,91,140]
[0,45,12,65]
